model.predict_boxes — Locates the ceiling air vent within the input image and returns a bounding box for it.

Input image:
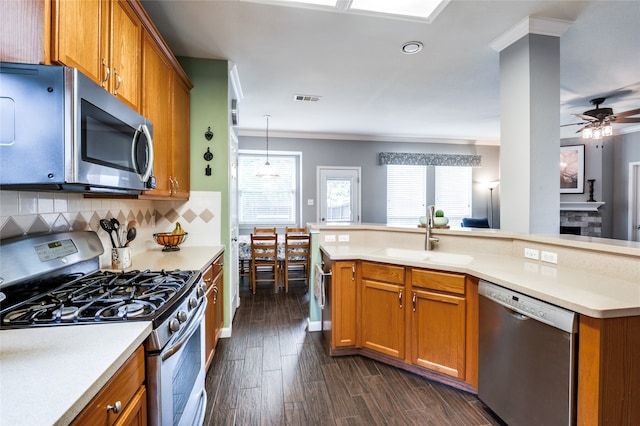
[294,94,321,102]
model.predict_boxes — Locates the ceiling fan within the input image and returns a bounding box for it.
[562,97,640,139]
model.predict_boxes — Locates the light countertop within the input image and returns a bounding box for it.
[0,322,151,426]
[125,245,225,272]
[320,243,640,318]
[1,245,224,425]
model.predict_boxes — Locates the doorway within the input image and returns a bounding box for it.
[629,161,640,241]
[317,167,361,223]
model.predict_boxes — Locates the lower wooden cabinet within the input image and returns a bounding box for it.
[361,262,406,359]
[324,259,475,388]
[327,261,357,347]
[72,345,146,425]
[204,253,224,369]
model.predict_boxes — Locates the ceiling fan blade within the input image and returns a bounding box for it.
[614,117,640,123]
[573,114,597,121]
[575,125,590,133]
[561,122,588,127]
[613,108,640,118]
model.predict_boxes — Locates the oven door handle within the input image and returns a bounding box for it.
[161,297,207,361]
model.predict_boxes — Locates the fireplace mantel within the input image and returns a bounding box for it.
[560,201,605,211]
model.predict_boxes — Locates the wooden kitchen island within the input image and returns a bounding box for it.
[313,224,640,426]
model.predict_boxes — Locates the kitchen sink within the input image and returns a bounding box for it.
[371,248,473,265]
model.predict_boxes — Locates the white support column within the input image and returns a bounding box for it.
[491,17,572,234]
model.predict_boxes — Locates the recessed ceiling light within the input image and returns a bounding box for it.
[402,41,423,54]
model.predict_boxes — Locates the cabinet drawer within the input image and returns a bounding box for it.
[412,269,465,295]
[72,345,145,426]
[362,261,405,284]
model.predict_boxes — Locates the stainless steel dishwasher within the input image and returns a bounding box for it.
[478,280,578,426]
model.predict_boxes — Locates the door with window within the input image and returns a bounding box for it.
[318,167,361,223]
[630,162,640,241]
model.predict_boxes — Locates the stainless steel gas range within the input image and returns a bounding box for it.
[0,231,207,426]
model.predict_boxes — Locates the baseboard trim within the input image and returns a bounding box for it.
[307,318,322,332]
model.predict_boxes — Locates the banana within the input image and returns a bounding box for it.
[171,222,184,235]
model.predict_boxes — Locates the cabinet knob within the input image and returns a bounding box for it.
[107,401,122,413]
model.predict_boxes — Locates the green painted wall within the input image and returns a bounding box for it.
[178,57,231,325]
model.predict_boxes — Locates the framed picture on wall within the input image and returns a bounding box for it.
[560,145,584,193]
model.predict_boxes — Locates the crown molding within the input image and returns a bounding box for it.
[236,128,500,146]
[490,16,573,52]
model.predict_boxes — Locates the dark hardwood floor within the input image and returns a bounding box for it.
[204,278,504,425]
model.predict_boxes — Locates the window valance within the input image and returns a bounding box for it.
[379,152,481,167]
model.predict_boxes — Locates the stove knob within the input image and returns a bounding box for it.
[169,318,181,333]
[189,297,198,309]
[176,310,188,323]
[196,285,205,298]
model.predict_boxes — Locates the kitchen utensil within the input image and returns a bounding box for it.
[125,227,137,246]
[99,219,117,248]
[110,218,122,247]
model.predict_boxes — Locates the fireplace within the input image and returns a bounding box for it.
[559,210,601,237]
[560,226,581,235]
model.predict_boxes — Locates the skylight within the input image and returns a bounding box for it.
[261,0,450,22]
[349,0,448,20]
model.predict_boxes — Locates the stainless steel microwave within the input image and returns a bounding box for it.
[0,62,155,194]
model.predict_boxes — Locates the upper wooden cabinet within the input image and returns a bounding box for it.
[140,33,190,200]
[51,0,142,111]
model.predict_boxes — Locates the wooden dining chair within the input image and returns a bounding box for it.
[283,227,310,293]
[250,233,279,293]
[254,227,276,235]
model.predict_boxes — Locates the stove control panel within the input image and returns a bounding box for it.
[34,239,78,262]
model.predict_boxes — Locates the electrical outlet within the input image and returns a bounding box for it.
[338,234,350,242]
[524,248,539,260]
[307,199,314,206]
[541,251,558,264]
[324,234,336,242]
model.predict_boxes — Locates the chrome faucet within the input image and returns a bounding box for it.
[425,205,439,251]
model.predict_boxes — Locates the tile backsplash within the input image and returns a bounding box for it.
[0,190,222,268]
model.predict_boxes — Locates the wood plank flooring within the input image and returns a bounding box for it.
[204,279,505,425]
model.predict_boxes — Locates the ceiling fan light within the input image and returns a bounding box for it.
[593,127,603,139]
[582,127,593,139]
[602,124,613,136]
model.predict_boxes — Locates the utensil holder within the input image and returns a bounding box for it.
[111,247,132,269]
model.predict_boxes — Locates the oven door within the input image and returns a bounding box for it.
[147,298,207,426]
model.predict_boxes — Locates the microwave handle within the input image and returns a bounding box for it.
[133,124,154,183]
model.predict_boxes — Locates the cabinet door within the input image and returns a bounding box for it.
[141,32,172,198]
[110,0,141,111]
[361,279,405,359]
[171,71,191,200]
[203,263,216,368]
[213,261,224,342]
[410,289,466,378]
[113,386,147,426]
[332,261,357,348]
[51,0,108,85]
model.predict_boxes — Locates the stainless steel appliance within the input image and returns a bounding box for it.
[478,280,578,426]
[0,62,154,194]
[0,231,206,426]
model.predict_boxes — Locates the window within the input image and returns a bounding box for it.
[386,164,472,227]
[435,166,472,228]
[386,165,426,226]
[238,151,301,226]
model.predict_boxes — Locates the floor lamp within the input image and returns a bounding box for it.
[487,181,499,228]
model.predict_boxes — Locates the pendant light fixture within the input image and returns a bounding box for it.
[256,115,279,177]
